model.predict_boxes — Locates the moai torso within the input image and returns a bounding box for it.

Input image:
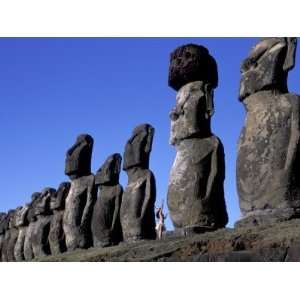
[31,188,55,258]
[92,154,123,247]
[49,182,70,255]
[14,205,29,261]
[120,124,157,241]
[167,44,228,234]
[24,192,41,261]
[236,38,300,227]
[63,134,96,251]
[5,210,19,262]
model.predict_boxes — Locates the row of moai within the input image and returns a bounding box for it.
[1,37,300,261]
[0,124,156,261]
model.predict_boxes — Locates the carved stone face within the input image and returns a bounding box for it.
[7,209,16,229]
[239,37,297,100]
[95,153,122,185]
[123,124,154,170]
[170,81,212,145]
[26,192,41,223]
[50,182,70,211]
[168,44,218,91]
[65,134,94,179]
[35,188,56,216]
[15,205,30,227]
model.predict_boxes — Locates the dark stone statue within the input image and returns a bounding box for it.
[24,192,41,261]
[31,188,55,258]
[49,182,70,255]
[120,124,156,241]
[14,204,30,261]
[0,213,8,261]
[91,154,123,247]
[167,44,228,235]
[4,209,18,261]
[236,37,300,227]
[0,213,6,262]
[63,134,96,250]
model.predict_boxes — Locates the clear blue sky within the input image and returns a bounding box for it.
[1,37,299,229]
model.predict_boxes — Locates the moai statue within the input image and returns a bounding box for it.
[0,213,7,262]
[63,134,96,251]
[1,212,11,261]
[167,44,228,235]
[120,124,156,242]
[24,192,41,261]
[4,209,18,261]
[236,38,300,227]
[31,188,55,258]
[91,153,123,247]
[49,182,70,255]
[14,204,30,261]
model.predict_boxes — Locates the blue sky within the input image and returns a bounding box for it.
[0,37,299,229]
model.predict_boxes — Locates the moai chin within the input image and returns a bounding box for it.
[14,204,30,261]
[236,38,300,227]
[63,134,96,251]
[24,192,41,261]
[91,153,123,247]
[49,182,70,255]
[120,124,157,242]
[167,44,228,235]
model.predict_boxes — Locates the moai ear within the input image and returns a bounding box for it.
[145,125,154,154]
[283,37,297,71]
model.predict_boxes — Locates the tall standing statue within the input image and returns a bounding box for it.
[0,213,7,261]
[14,204,30,261]
[63,134,96,250]
[120,124,156,241]
[24,192,41,261]
[236,38,300,227]
[167,44,228,235]
[49,182,70,255]
[91,153,123,247]
[3,209,18,261]
[31,188,55,258]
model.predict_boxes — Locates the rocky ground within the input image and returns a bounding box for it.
[36,219,300,262]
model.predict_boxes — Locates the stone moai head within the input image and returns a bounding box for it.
[95,153,122,186]
[26,192,41,223]
[123,124,154,171]
[35,188,56,216]
[50,182,70,211]
[239,37,297,101]
[15,204,30,228]
[168,43,218,91]
[7,209,16,229]
[65,134,94,179]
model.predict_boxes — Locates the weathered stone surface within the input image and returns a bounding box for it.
[120,124,156,241]
[49,182,70,255]
[168,137,228,230]
[65,134,94,180]
[167,78,228,232]
[92,154,123,247]
[168,44,218,91]
[5,209,18,262]
[236,38,300,227]
[24,192,41,261]
[1,212,10,261]
[36,218,300,262]
[63,175,96,250]
[239,38,297,101]
[31,188,55,258]
[0,213,6,262]
[14,204,29,261]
